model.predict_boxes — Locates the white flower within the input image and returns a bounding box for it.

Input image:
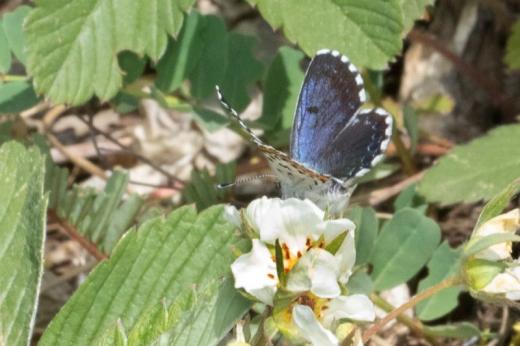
[464,209,520,303]
[481,263,520,300]
[472,209,520,261]
[232,197,356,303]
[229,197,375,345]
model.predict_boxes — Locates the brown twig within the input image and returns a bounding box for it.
[353,171,425,206]
[363,276,462,343]
[75,114,185,190]
[48,210,108,261]
[46,132,107,180]
[369,294,440,346]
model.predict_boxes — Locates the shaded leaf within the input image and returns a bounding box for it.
[219,33,264,111]
[191,107,229,132]
[248,0,403,70]
[183,162,236,211]
[2,6,31,64]
[346,271,373,295]
[118,51,147,85]
[257,46,305,133]
[0,21,11,72]
[0,141,46,346]
[418,124,520,205]
[505,20,520,70]
[416,242,463,321]
[39,205,248,345]
[475,178,520,230]
[371,208,441,290]
[156,12,205,92]
[394,183,427,213]
[347,207,378,265]
[0,81,39,114]
[25,0,195,105]
[356,162,400,185]
[424,322,480,339]
[403,105,418,154]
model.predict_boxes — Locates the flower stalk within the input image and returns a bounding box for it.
[362,276,462,343]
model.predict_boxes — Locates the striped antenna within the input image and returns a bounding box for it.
[215,85,263,146]
[216,173,278,190]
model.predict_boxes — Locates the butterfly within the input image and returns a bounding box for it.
[216,49,393,212]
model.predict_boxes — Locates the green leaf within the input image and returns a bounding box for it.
[118,51,147,85]
[0,21,12,73]
[25,0,195,105]
[398,0,433,34]
[346,271,374,295]
[424,322,480,339]
[347,207,378,265]
[0,141,46,346]
[156,12,205,92]
[2,6,31,64]
[505,20,520,70]
[403,105,418,154]
[39,205,249,345]
[183,163,236,211]
[371,208,441,290]
[475,178,520,229]
[188,15,228,100]
[0,81,39,114]
[99,278,251,346]
[257,46,305,133]
[416,242,463,321]
[248,0,403,70]
[356,162,400,184]
[219,33,264,111]
[464,233,520,258]
[191,107,229,132]
[393,183,427,213]
[418,124,520,205]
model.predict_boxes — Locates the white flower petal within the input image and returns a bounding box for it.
[286,248,341,298]
[293,304,339,346]
[473,209,520,261]
[316,218,356,244]
[246,197,324,255]
[231,239,277,305]
[483,265,520,300]
[224,205,241,228]
[334,230,356,284]
[322,295,376,327]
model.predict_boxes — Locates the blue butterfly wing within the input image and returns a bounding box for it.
[290,50,392,180]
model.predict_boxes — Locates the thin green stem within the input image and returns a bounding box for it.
[362,276,463,343]
[0,74,27,82]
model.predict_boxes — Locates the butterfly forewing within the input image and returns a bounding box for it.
[290,50,392,180]
[290,50,366,173]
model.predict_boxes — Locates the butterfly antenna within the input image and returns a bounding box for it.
[215,85,264,146]
[216,173,278,190]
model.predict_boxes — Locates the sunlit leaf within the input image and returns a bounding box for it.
[418,124,520,205]
[39,205,249,345]
[371,208,441,290]
[248,0,403,69]
[0,141,46,346]
[25,0,196,105]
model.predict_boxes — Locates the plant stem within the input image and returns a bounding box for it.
[392,131,417,175]
[362,276,462,343]
[370,294,440,345]
[0,74,27,82]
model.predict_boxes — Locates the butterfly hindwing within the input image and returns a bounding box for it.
[290,50,392,180]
